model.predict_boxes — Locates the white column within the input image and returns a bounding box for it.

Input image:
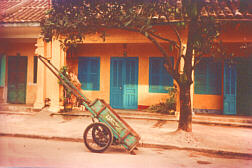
[33,38,45,109]
[47,38,61,112]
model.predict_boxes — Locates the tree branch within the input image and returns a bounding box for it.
[142,31,177,77]
[171,26,183,56]
[148,31,179,48]
[175,54,182,73]
[171,26,182,46]
[191,53,203,70]
[170,26,184,76]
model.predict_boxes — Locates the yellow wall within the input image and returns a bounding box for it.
[2,23,251,112]
[193,95,223,110]
[81,26,188,44]
[36,23,252,112]
[0,40,37,105]
[70,42,232,111]
[68,43,176,108]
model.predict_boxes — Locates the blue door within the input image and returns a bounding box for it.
[110,57,138,109]
[7,56,27,104]
[223,63,237,115]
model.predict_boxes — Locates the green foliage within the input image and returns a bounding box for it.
[41,0,229,130]
[59,66,72,102]
[41,0,190,49]
[41,0,222,95]
[149,88,177,115]
[41,0,223,87]
[192,17,220,55]
[41,0,220,63]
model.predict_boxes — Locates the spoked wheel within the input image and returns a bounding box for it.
[83,122,113,153]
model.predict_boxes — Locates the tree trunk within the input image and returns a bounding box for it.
[177,18,196,132]
[178,84,192,132]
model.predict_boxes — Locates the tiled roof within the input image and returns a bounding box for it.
[154,0,252,20]
[199,0,252,19]
[0,0,50,23]
[0,0,22,12]
[0,0,251,24]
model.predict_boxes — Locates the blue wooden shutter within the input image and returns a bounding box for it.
[124,57,138,109]
[78,57,100,90]
[110,58,124,108]
[0,55,6,87]
[78,58,88,89]
[164,57,174,87]
[149,57,173,93]
[149,58,162,92]
[194,58,222,95]
[208,61,222,95]
[89,58,100,90]
[194,58,207,94]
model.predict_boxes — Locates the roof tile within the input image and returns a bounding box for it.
[0,0,50,23]
[0,0,251,23]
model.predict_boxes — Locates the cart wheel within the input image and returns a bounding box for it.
[83,122,113,153]
[92,125,109,147]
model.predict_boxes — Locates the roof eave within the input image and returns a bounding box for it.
[0,22,41,27]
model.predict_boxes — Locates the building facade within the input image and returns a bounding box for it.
[0,0,252,115]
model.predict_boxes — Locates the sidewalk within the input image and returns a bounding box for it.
[52,109,252,128]
[0,109,252,157]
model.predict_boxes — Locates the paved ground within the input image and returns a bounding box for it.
[1,136,252,168]
[0,109,252,158]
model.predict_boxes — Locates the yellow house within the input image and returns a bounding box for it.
[0,0,49,108]
[0,0,252,115]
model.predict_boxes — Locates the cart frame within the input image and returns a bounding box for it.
[38,55,140,154]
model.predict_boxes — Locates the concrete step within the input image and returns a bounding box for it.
[113,110,252,124]
[55,108,252,126]
[192,115,252,124]
[0,103,40,113]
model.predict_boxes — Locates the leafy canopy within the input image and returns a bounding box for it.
[41,0,228,132]
[41,0,221,84]
[42,0,218,51]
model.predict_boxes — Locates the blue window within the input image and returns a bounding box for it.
[194,58,222,95]
[149,57,173,93]
[78,57,100,90]
[0,55,6,87]
[33,56,38,83]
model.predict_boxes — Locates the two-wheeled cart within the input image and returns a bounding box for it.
[38,56,140,154]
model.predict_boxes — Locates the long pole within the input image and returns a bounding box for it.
[38,55,97,117]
